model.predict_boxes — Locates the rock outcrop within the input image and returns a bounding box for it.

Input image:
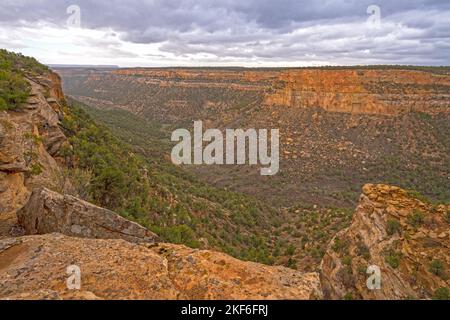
[17,187,158,243]
[148,243,321,300]
[0,234,321,300]
[0,71,69,238]
[320,184,449,299]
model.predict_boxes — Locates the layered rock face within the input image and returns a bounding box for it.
[266,69,450,115]
[320,184,450,299]
[0,72,69,238]
[0,235,321,300]
[58,67,450,118]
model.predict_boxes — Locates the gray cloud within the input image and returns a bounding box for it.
[0,0,449,65]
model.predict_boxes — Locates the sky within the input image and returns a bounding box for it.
[0,0,449,67]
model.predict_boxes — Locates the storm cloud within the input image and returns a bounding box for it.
[0,0,449,66]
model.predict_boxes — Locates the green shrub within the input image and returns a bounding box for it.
[406,190,430,203]
[0,69,30,110]
[429,259,447,279]
[357,265,367,275]
[343,293,354,300]
[159,225,200,248]
[342,256,352,266]
[387,218,402,235]
[385,250,401,269]
[407,210,425,228]
[356,241,370,259]
[0,97,7,109]
[29,162,43,176]
[0,49,47,110]
[432,287,449,300]
[286,257,297,269]
[285,244,296,256]
[23,132,42,145]
[332,237,349,253]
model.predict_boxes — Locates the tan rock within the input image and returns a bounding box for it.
[320,184,450,300]
[17,188,159,243]
[264,69,450,115]
[0,234,322,300]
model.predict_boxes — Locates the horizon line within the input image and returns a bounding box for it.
[48,64,450,69]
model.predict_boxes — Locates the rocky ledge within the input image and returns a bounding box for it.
[320,184,449,300]
[0,234,321,300]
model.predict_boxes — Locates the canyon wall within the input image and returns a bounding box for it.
[56,66,450,208]
[0,71,69,236]
[108,68,450,116]
[266,69,450,115]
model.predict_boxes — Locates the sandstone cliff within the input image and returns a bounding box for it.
[266,69,450,115]
[320,184,449,299]
[0,71,69,238]
[58,67,450,118]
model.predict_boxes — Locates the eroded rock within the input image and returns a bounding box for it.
[0,234,321,300]
[17,187,158,243]
[320,184,450,300]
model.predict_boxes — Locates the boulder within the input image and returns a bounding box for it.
[17,187,158,243]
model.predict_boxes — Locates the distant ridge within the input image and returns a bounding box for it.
[49,64,119,69]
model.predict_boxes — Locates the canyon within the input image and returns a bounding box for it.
[56,66,450,208]
[0,52,448,300]
[59,66,450,117]
[0,59,321,299]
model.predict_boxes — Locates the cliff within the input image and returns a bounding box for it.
[0,69,69,237]
[266,69,450,115]
[59,67,450,117]
[320,184,450,300]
